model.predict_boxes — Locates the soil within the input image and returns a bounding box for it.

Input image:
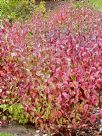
[0,122,102,136]
[45,1,64,10]
[0,122,46,136]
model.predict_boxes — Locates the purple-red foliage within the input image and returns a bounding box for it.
[0,4,102,131]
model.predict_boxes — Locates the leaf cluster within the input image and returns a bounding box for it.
[0,3,102,132]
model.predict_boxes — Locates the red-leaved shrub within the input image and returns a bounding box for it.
[0,3,102,132]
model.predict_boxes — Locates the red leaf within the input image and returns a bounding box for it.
[99,108,102,118]
[90,114,97,124]
[84,104,89,112]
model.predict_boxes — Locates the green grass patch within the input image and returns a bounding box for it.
[73,0,102,11]
[89,0,102,11]
[0,133,13,136]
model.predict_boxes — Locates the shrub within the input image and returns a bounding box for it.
[0,3,102,133]
[0,104,28,124]
[0,0,46,21]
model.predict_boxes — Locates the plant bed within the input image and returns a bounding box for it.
[0,1,102,136]
[0,122,102,136]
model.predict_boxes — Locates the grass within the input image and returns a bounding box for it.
[0,133,13,136]
[73,0,102,12]
[89,0,102,11]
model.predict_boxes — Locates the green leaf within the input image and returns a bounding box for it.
[29,31,33,35]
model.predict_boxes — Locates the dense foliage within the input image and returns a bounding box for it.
[0,2,102,133]
[0,0,46,21]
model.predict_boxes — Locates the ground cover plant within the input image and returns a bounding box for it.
[0,1,102,135]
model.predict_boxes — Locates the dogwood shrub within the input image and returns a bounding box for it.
[0,3,102,132]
